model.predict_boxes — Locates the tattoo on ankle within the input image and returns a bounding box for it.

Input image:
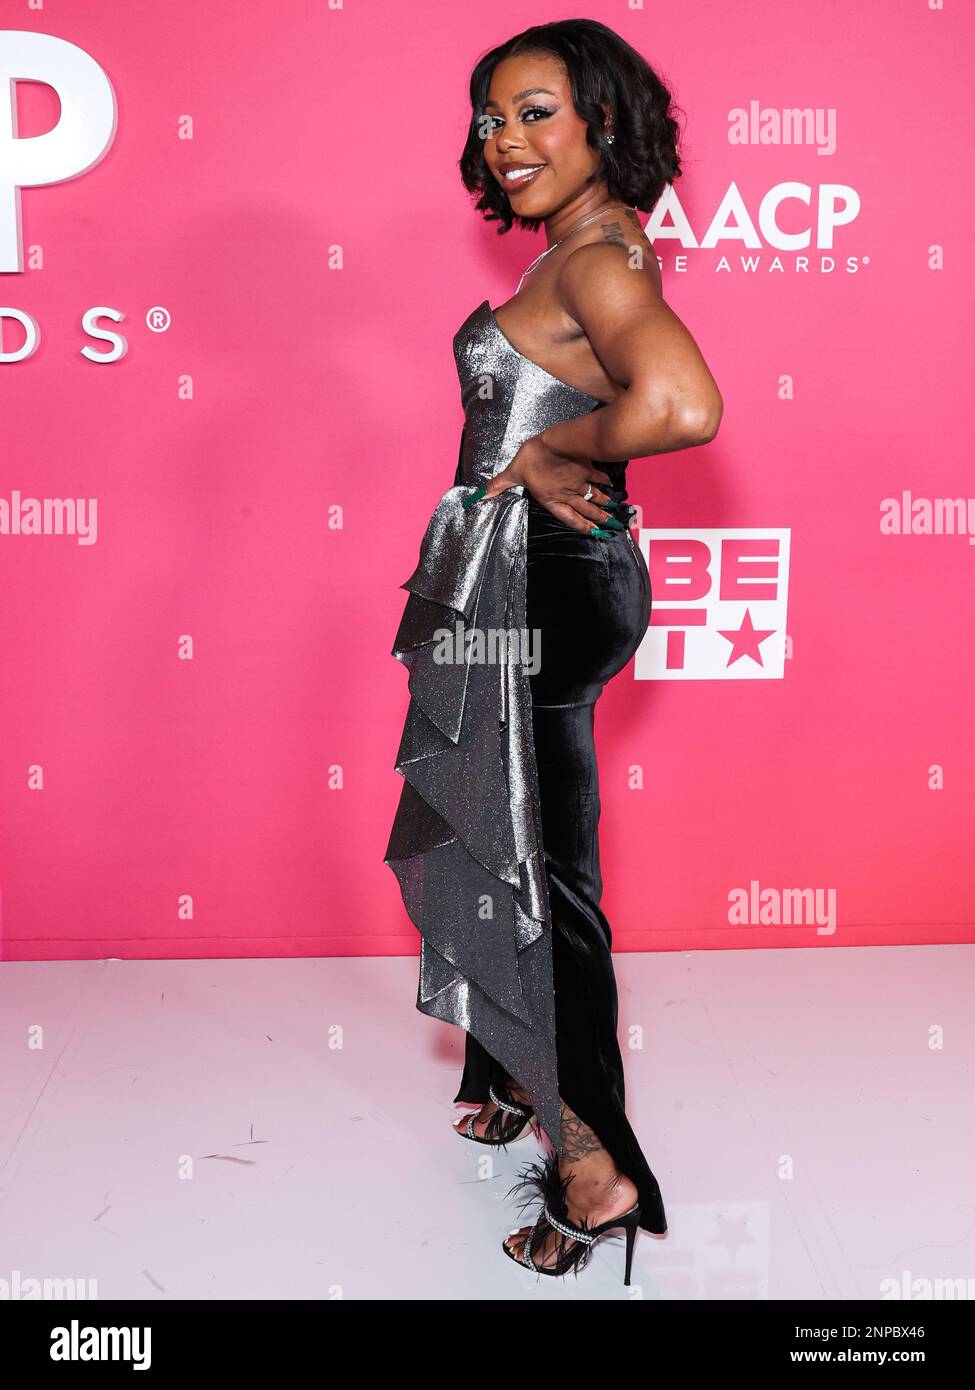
[559,1103,604,1161]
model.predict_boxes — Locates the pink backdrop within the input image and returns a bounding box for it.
[2,0,972,961]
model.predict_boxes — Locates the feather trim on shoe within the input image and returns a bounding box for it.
[479,1084,535,1147]
[505,1153,600,1276]
[481,1106,526,1147]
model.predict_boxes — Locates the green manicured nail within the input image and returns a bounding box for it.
[600,516,624,530]
[462,485,486,509]
[590,527,613,539]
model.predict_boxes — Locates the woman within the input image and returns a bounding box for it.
[385,18,722,1282]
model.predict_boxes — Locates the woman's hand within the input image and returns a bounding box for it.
[463,434,620,535]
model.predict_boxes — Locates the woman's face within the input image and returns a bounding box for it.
[481,52,607,217]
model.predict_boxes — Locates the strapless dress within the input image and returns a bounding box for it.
[385,298,666,1235]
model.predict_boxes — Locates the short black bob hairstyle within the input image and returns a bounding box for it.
[459,18,684,235]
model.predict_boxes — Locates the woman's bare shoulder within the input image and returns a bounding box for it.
[558,230,663,312]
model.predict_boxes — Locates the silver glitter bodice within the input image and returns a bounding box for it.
[385,298,618,1152]
[453,299,604,487]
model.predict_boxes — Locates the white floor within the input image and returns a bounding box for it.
[1,946,972,1301]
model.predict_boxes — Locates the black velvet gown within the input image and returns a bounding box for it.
[385,298,667,1236]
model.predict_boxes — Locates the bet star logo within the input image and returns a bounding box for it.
[717,608,778,667]
[632,528,791,681]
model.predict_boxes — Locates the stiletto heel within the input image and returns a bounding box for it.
[502,1153,642,1284]
[453,1082,537,1149]
[622,1208,639,1286]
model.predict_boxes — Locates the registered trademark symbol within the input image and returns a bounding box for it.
[146,306,171,332]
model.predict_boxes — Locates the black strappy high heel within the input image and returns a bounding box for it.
[453,1082,537,1149]
[502,1153,641,1284]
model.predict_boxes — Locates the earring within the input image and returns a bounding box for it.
[607,134,615,145]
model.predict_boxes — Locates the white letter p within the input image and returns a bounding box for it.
[0,31,117,271]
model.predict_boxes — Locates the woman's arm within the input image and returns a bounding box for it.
[539,241,723,463]
[474,238,723,532]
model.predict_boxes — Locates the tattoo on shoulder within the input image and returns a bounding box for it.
[600,219,627,249]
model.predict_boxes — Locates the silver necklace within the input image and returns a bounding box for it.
[515,203,635,293]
